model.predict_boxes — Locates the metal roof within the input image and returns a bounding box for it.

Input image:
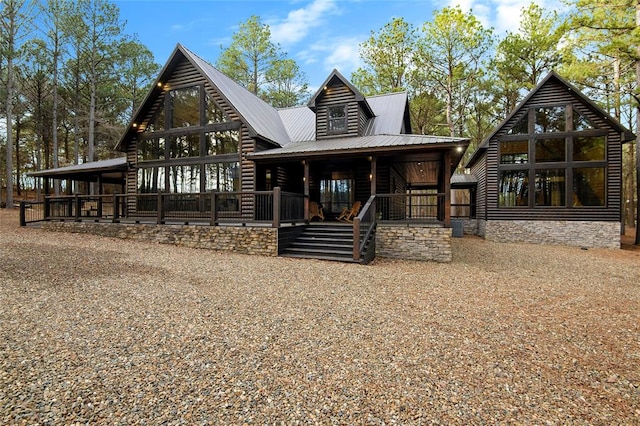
[182,46,292,146]
[248,134,469,160]
[29,157,127,178]
[450,173,478,187]
[277,91,409,144]
[277,106,316,143]
[365,92,409,135]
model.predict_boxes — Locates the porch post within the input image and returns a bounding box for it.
[43,178,50,219]
[272,187,281,228]
[443,150,451,227]
[303,160,309,221]
[370,156,377,221]
[97,176,103,217]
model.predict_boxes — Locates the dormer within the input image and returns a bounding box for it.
[308,69,375,140]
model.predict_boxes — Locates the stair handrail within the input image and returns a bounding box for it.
[352,195,377,261]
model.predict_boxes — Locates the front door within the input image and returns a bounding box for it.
[320,172,354,214]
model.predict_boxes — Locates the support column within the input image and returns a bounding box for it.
[303,160,310,221]
[443,150,451,227]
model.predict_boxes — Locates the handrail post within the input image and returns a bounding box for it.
[19,201,26,227]
[113,194,119,223]
[74,194,81,221]
[210,190,218,226]
[353,217,361,261]
[157,192,164,224]
[272,187,281,228]
[44,196,50,219]
[97,195,103,218]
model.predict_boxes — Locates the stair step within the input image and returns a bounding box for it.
[290,242,353,250]
[284,246,353,256]
[280,252,359,263]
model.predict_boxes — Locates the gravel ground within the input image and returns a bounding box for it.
[1,208,639,425]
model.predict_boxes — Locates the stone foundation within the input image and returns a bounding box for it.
[376,224,452,262]
[41,221,278,256]
[483,220,620,249]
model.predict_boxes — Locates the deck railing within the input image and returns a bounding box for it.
[375,193,446,223]
[353,195,377,262]
[20,188,305,228]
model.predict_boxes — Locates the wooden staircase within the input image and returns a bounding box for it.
[281,223,374,263]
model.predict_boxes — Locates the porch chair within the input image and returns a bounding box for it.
[337,201,361,223]
[309,201,324,222]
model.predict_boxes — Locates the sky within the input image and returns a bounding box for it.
[114,0,550,91]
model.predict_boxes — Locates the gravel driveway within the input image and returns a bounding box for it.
[1,208,639,424]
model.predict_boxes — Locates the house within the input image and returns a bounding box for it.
[25,44,470,263]
[465,71,635,249]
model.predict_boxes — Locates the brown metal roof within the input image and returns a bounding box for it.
[248,134,469,160]
[28,157,127,183]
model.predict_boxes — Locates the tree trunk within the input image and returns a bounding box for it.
[635,1,640,245]
[5,54,15,208]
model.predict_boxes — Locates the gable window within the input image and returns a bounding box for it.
[171,86,200,128]
[328,105,347,133]
[498,104,607,209]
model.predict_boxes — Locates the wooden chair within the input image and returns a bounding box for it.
[337,201,361,223]
[309,201,324,222]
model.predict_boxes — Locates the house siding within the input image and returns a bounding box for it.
[316,84,359,140]
[484,79,624,222]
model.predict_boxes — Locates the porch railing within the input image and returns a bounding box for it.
[353,195,377,262]
[19,201,45,226]
[375,192,446,223]
[20,187,305,228]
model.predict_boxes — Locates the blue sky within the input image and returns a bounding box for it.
[114,0,545,91]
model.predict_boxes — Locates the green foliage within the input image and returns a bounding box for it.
[351,17,416,95]
[216,15,308,107]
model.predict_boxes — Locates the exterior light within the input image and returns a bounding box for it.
[456,146,464,152]
[132,123,137,128]
[323,86,327,90]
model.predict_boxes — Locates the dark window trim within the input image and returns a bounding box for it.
[327,104,348,134]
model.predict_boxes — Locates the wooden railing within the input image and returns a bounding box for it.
[19,201,45,226]
[20,188,305,228]
[353,195,377,262]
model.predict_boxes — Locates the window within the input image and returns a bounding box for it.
[328,105,347,133]
[320,174,353,213]
[145,97,165,132]
[573,167,605,206]
[574,136,605,161]
[205,162,240,192]
[500,140,528,164]
[137,167,166,193]
[499,171,529,207]
[535,138,565,162]
[205,131,239,156]
[535,169,565,206]
[497,103,607,209]
[168,165,201,193]
[170,134,200,158]
[535,106,566,133]
[206,93,228,124]
[170,86,200,128]
[508,112,529,135]
[137,138,165,162]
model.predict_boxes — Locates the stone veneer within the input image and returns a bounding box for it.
[41,222,278,256]
[483,220,620,249]
[376,224,452,262]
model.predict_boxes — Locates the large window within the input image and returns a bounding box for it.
[327,105,347,133]
[135,85,241,196]
[498,104,607,209]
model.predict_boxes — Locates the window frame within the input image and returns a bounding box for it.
[327,104,348,134]
[496,103,608,209]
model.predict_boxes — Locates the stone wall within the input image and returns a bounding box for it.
[376,224,452,262]
[484,220,620,249]
[41,222,278,256]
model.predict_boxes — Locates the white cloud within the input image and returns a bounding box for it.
[297,36,363,87]
[269,0,340,46]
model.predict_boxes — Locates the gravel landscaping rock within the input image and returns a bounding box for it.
[1,208,639,424]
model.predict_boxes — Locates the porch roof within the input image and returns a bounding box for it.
[247,134,469,160]
[28,157,127,183]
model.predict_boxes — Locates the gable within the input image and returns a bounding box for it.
[116,44,291,152]
[465,72,635,168]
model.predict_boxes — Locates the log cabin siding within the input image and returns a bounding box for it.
[316,84,359,139]
[483,79,624,222]
[470,158,487,220]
